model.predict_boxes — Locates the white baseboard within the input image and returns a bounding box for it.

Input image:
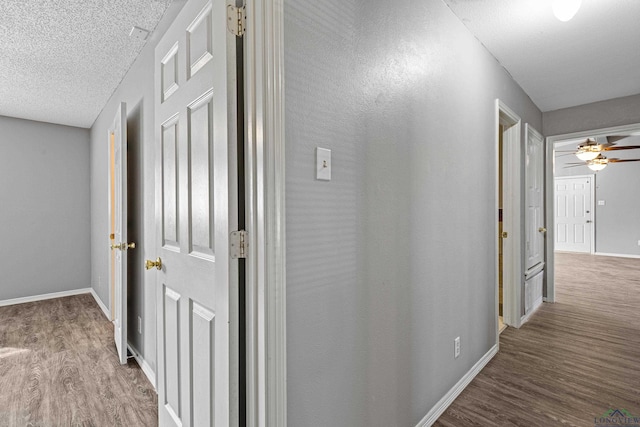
[90,289,111,320]
[594,252,640,259]
[415,344,498,426]
[128,344,156,390]
[0,288,91,307]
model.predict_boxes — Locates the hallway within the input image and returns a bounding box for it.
[435,252,640,426]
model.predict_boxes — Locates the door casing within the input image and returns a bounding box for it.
[243,0,288,424]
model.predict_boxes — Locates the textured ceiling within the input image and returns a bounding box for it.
[0,0,172,128]
[443,0,640,112]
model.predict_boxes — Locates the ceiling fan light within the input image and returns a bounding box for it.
[576,150,600,161]
[587,162,607,171]
[552,0,582,22]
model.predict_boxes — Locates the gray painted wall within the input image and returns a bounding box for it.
[543,93,640,136]
[284,0,542,425]
[89,0,186,375]
[0,116,90,301]
[555,136,640,256]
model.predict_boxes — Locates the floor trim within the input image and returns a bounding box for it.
[90,288,111,320]
[594,252,640,259]
[0,288,91,307]
[128,344,157,390]
[416,344,499,426]
[91,288,111,321]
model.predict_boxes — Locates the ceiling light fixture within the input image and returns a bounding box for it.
[586,155,608,171]
[587,162,607,171]
[575,148,600,161]
[552,0,581,22]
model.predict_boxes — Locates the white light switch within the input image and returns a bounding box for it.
[598,200,605,206]
[316,147,331,181]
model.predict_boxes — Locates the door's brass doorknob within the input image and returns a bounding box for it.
[538,227,547,233]
[145,257,162,270]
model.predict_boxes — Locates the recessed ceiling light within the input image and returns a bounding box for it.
[129,26,150,41]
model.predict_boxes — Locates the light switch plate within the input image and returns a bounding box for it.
[598,200,605,206]
[316,147,331,181]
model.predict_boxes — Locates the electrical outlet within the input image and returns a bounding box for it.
[637,240,640,246]
[138,316,142,334]
[454,337,461,359]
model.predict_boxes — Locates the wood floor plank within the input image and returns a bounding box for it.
[0,294,156,426]
[435,253,640,426]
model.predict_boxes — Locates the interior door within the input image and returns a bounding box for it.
[525,124,545,271]
[154,0,238,425]
[110,102,129,365]
[555,176,593,253]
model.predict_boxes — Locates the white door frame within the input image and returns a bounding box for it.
[545,121,640,303]
[553,174,595,254]
[496,100,523,330]
[244,0,287,425]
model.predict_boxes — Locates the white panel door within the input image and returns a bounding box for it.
[525,125,545,271]
[555,176,593,253]
[110,102,129,365]
[154,0,238,425]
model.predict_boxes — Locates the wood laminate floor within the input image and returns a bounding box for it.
[0,294,157,427]
[435,252,640,426]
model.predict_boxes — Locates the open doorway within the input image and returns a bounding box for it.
[545,123,640,301]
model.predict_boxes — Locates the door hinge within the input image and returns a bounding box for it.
[227,5,246,37]
[230,230,249,259]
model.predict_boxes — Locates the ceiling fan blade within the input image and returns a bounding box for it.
[606,135,629,144]
[608,158,640,163]
[563,164,588,168]
[603,145,640,151]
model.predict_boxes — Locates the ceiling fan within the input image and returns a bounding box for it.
[557,137,640,161]
[564,153,640,171]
